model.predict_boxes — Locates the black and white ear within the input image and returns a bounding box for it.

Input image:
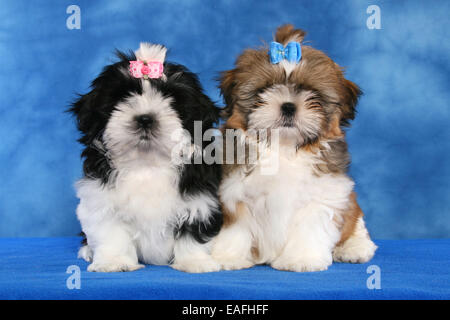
[69,89,113,184]
[69,88,106,146]
[163,62,220,131]
[198,93,220,129]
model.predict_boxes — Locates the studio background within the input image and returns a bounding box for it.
[0,0,448,239]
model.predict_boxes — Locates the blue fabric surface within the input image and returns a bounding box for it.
[0,237,448,300]
[0,0,449,239]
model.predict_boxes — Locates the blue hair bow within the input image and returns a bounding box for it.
[269,41,302,64]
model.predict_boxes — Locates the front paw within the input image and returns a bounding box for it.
[333,238,377,263]
[87,259,144,272]
[216,257,254,271]
[78,245,93,262]
[271,254,332,272]
[172,258,221,273]
[221,260,254,271]
[212,252,254,271]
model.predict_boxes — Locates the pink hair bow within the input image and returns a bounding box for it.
[129,60,164,79]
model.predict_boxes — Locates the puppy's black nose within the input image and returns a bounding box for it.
[135,114,155,129]
[281,102,296,117]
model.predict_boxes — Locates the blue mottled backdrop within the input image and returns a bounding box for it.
[0,0,448,238]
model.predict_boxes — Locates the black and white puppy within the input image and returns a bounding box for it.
[70,43,222,272]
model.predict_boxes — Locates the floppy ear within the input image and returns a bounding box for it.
[339,78,362,126]
[69,88,108,148]
[69,89,113,184]
[274,24,306,44]
[219,69,237,119]
[196,92,220,130]
[163,63,220,136]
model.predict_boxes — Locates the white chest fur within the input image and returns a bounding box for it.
[115,166,181,264]
[219,147,354,263]
[76,163,182,265]
[113,166,180,223]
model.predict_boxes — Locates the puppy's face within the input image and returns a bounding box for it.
[71,44,219,182]
[220,24,361,147]
[103,82,180,157]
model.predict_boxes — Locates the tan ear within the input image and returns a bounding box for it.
[326,113,344,139]
[219,69,237,119]
[275,24,306,44]
[340,78,362,125]
[224,109,246,130]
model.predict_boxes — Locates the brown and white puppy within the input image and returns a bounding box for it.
[211,24,377,272]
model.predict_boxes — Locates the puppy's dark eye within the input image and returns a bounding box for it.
[254,86,268,96]
[295,84,304,92]
[305,92,322,102]
[295,84,317,93]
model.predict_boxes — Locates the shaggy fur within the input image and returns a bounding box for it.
[212,25,377,272]
[70,43,222,273]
